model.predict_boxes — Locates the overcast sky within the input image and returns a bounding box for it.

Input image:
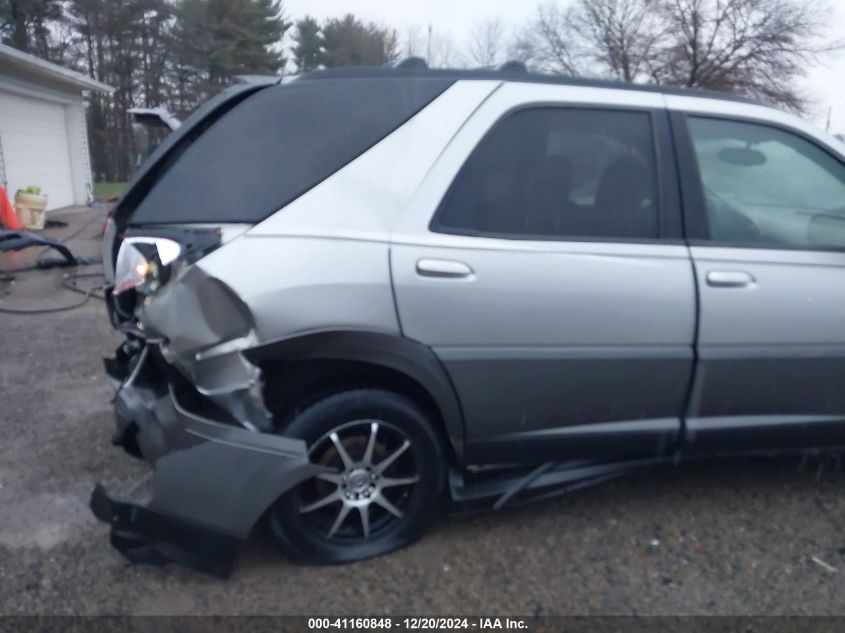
[283,0,845,134]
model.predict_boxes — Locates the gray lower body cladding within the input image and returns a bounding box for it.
[92,345,325,576]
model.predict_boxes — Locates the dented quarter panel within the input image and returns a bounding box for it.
[142,266,253,356]
[137,264,271,430]
[197,236,400,342]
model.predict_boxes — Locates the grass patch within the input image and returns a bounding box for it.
[93,181,126,200]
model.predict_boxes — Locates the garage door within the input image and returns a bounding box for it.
[0,90,75,210]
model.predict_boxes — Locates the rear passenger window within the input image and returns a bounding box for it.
[687,117,845,249]
[433,108,659,240]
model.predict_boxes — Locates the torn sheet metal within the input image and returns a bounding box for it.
[136,264,273,431]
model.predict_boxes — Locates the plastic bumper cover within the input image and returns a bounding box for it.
[93,353,325,577]
[90,483,241,577]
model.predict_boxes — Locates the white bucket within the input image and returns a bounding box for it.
[14,192,48,230]
[13,204,30,228]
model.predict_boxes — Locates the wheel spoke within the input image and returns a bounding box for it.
[362,422,379,465]
[373,493,403,518]
[327,502,353,539]
[374,439,410,474]
[299,490,341,514]
[330,431,355,470]
[315,471,343,485]
[358,505,371,539]
[380,475,419,489]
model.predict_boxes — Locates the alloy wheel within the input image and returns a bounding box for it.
[297,421,420,541]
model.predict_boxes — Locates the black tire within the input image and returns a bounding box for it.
[266,388,446,564]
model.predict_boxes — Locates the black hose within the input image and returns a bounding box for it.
[0,210,109,314]
[0,271,106,315]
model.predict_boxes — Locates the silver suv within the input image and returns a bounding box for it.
[92,63,845,576]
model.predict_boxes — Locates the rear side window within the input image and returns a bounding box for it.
[129,77,454,225]
[687,117,845,249]
[433,108,659,240]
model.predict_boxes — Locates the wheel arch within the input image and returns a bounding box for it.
[245,330,466,460]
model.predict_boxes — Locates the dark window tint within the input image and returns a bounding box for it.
[433,108,659,239]
[688,117,845,249]
[129,77,454,225]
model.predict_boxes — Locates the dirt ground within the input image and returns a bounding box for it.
[3,207,845,615]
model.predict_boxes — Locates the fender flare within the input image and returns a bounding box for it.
[245,330,466,458]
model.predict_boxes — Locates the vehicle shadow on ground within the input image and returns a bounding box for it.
[236,453,845,574]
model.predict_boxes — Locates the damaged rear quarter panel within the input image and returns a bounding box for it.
[138,264,273,430]
[135,234,399,432]
[142,265,253,355]
[197,236,400,342]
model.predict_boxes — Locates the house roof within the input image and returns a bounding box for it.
[0,43,113,93]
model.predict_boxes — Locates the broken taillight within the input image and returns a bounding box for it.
[112,237,181,296]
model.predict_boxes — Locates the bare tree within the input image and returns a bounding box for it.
[525,0,667,78]
[654,0,838,111]
[465,17,506,67]
[521,0,839,110]
[507,25,541,69]
[573,0,668,81]
[430,33,463,68]
[403,24,464,68]
[529,2,582,74]
[403,24,423,58]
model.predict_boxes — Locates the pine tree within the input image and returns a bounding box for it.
[322,14,398,68]
[168,0,216,114]
[292,15,323,72]
[206,0,289,85]
[1,0,64,56]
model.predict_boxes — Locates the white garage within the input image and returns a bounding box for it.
[0,43,112,211]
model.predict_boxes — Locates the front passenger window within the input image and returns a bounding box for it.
[433,108,660,240]
[687,117,845,249]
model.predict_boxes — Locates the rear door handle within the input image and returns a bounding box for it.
[416,258,473,279]
[706,270,756,288]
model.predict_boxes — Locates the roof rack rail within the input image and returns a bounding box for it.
[232,74,281,85]
[393,56,428,69]
[498,60,527,73]
[296,65,766,107]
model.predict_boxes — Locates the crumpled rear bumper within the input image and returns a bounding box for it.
[92,345,325,577]
[90,484,240,577]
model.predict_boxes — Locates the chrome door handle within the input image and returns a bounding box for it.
[416,258,473,279]
[706,270,755,288]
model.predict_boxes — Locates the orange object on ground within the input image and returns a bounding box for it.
[0,185,25,230]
